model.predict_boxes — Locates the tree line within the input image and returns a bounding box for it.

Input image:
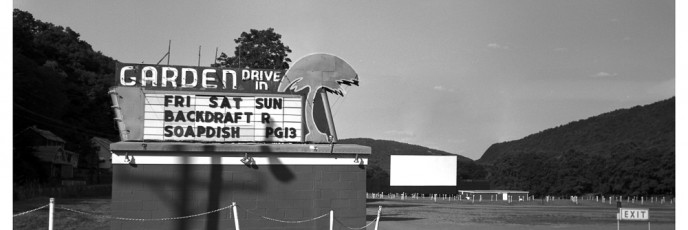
[482,98,674,196]
[14,9,120,184]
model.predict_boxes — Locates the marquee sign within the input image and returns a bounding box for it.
[142,94,302,142]
[109,53,359,144]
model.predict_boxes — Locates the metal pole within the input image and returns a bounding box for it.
[320,91,338,142]
[232,202,240,230]
[214,47,219,65]
[374,206,381,230]
[167,40,171,65]
[617,213,619,230]
[198,45,202,67]
[329,210,334,230]
[49,198,54,230]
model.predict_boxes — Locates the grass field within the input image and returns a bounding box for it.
[13,196,111,230]
[13,196,675,230]
[366,198,675,230]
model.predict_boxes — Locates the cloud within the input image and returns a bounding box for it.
[591,72,618,78]
[433,85,455,92]
[487,43,510,50]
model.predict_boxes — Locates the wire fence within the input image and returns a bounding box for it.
[367,192,676,206]
[13,198,383,230]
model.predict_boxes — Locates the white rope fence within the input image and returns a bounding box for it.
[13,198,383,230]
[335,215,379,230]
[237,205,330,224]
[58,204,235,221]
[13,204,50,217]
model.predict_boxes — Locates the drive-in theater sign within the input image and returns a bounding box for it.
[108,54,371,230]
[111,54,359,144]
[116,65,303,142]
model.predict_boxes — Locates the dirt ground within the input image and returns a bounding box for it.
[13,196,675,229]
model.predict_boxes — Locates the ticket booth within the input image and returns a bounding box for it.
[109,54,370,230]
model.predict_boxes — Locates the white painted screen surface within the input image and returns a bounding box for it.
[390,155,457,186]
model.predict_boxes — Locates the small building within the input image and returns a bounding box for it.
[90,137,113,171]
[459,190,530,201]
[16,126,66,147]
[33,146,79,179]
[15,126,79,180]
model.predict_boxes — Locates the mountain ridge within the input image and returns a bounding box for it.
[478,97,674,195]
[479,97,674,163]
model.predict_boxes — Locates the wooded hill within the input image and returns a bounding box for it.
[338,138,487,192]
[14,9,120,183]
[14,9,119,142]
[478,98,675,196]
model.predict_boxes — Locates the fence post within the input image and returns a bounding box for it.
[232,202,240,230]
[374,206,382,230]
[329,210,334,230]
[48,198,54,230]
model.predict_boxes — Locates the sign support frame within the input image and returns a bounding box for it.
[320,91,337,142]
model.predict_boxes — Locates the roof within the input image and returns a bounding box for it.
[91,136,112,148]
[17,126,66,143]
[33,146,77,165]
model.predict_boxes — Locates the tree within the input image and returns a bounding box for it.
[14,9,119,151]
[213,28,292,69]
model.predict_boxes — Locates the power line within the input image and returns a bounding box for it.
[14,103,117,138]
[15,111,116,140]
[14,96,115,135]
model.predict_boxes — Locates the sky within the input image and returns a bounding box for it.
[12,0,675,160]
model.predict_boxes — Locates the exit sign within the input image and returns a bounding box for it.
[618,208,649,221]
